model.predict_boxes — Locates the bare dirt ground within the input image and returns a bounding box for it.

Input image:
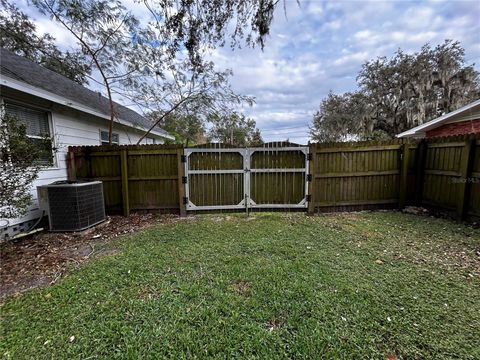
[0,213,182,299]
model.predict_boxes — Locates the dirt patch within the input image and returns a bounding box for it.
[137,285,161,301]
[0,213,186,299]
[397,241,480,275]
[265,317,286,332]
[231,280,251,296]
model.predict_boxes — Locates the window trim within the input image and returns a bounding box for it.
[1,97,58,169]
[99,129,120,145]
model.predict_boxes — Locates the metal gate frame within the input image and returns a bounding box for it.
[183,147,309,211]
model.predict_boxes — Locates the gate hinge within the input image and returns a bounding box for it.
[306,153,312,161]
[306,174,312,182]
[306,194,312,202]
[182,176,187,184]
[181,155,187,163]
[183,197,188,205]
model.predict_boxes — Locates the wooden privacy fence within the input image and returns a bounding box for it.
[308,134,480,219]
[68,144,186,216]
[419,135,480,220]
[308,141,404,212]
[68,134,480,221]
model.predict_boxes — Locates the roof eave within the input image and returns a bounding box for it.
[397,131,426,138]
[396,99,480,138]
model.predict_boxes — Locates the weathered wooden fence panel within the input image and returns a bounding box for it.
[69,144,184,215]
[417,135,478,220]
[309,141,404,212]
[404,144,418,205]
[421,138,465,212]
[127,149,180,211]
[73,149,123,213]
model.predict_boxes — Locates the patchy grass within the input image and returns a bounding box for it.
[0,214,179,297]
[1,212,479,359]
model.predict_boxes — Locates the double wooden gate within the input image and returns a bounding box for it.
[183,146,309,211]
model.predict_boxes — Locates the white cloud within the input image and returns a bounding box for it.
[333,51,370,67]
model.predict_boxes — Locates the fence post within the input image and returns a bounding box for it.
[67,148,77,181]
[414,139,427,206]
[120,148,130,217]
[398,143,410,209]
[177,148,187,217]
[456,135,476,221]
[307,145,315,214]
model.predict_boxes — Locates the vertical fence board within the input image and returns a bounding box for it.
[120,149,130,216]
[456,135,476,220]
[177,149,187,217]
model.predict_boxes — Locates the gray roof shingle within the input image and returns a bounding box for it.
[0,48,170,138]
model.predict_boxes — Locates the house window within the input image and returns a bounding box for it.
[100,130,119,145]
[4,102,54,166]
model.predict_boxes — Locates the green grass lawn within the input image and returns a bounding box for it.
[1,212,479,359]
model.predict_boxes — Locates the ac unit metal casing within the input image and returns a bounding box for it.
[37,181,106,232]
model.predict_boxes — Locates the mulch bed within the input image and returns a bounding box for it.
[1,213,181,299]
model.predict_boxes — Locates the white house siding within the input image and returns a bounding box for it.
[0,91,164,239]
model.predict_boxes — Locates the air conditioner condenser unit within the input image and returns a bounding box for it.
[37,180,106,232]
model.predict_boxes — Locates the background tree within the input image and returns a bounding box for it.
[310,40,480,142]
[249,129,264,147]
[208,112,263,147]
[0,0,91,84]
[32,0,284,144]
[148,113,205,146]
[142,0,281,65]
[310,92,373,142]
[129,60,254,144]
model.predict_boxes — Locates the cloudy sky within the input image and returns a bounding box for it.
[18,0,480,143]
